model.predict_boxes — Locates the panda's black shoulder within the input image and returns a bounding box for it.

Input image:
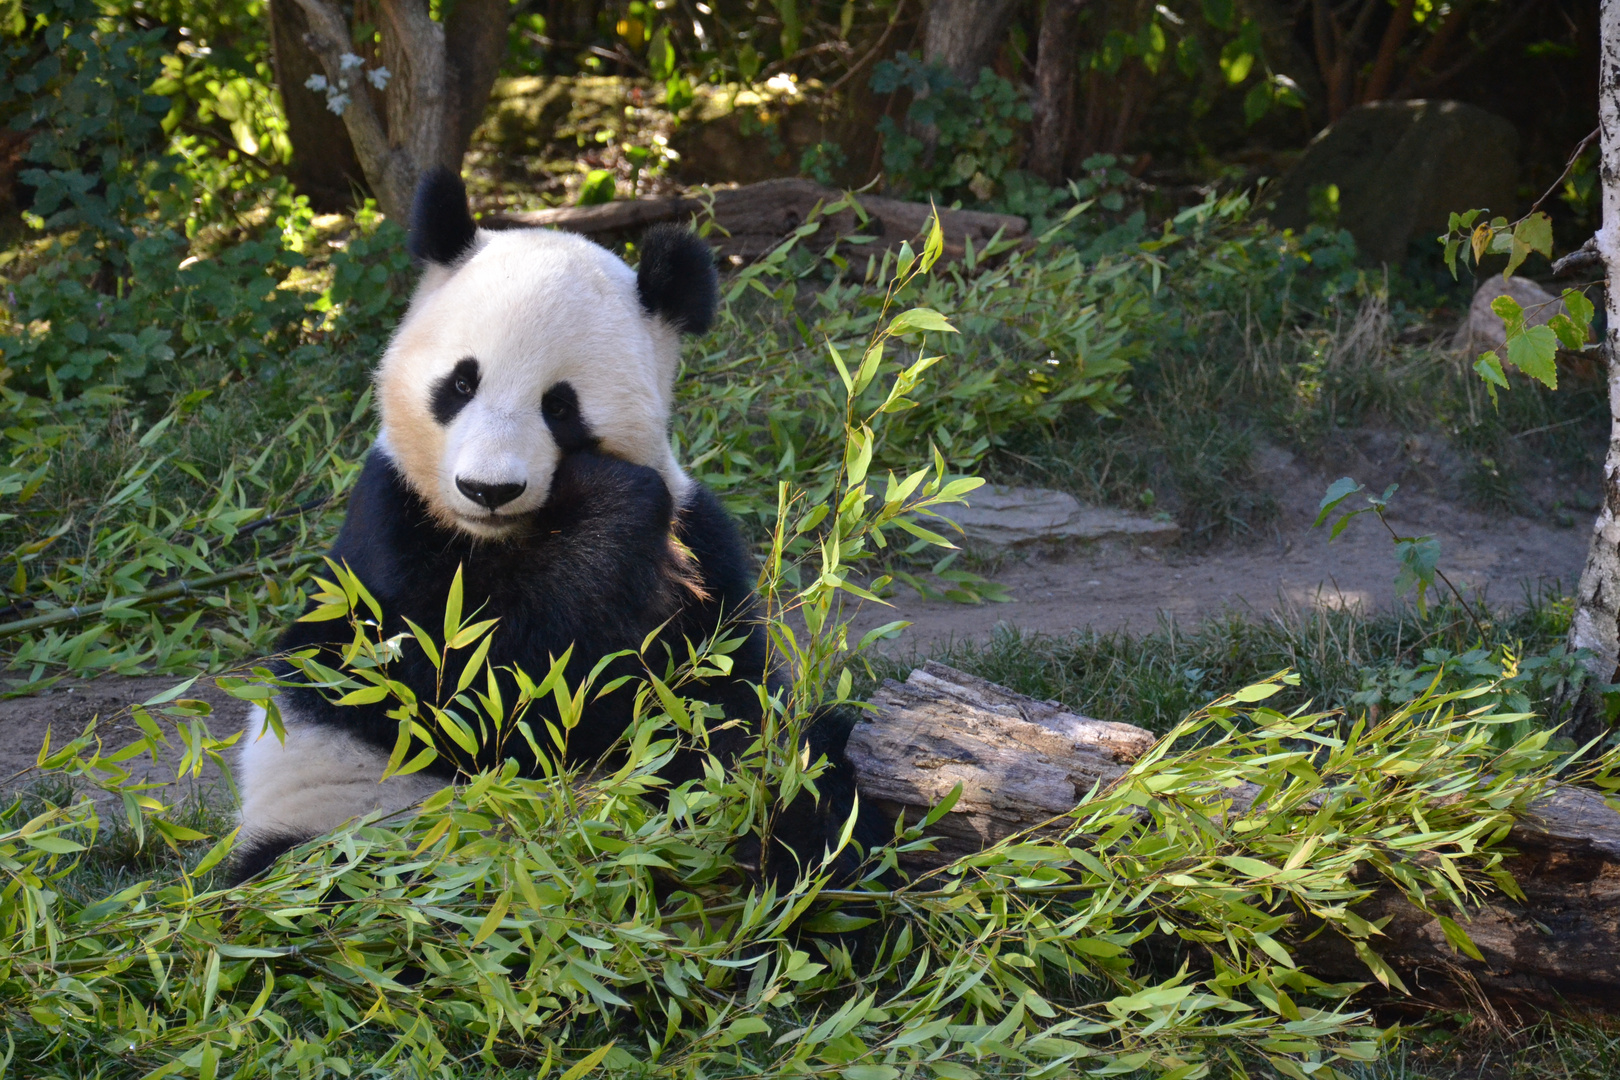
[325,449,443,598]
[674,481,756,610]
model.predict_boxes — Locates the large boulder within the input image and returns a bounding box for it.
[1267,101,1519,265]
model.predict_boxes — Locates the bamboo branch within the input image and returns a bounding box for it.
[0,553,325,641]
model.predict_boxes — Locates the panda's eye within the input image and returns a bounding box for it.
[541,392,572,420]
[429,357,481,426]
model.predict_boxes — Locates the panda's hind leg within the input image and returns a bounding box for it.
[231,700,447,884]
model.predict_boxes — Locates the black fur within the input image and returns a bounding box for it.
[229,833,304,883]
[636,225,719,335]
[237,450,872,883]
[539,382,595,452]
[408,167,478,266]
[429,357,480,425]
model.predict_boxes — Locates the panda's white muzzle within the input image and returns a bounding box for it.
[442,406,557,533]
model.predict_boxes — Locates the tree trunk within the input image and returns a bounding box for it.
[922,0,1015,85]
[849,662,1620,1014]
[274,0,509,219]
[445,0,512,157]
[1568,3,1620,686]
[1026,0,1085,184]
[1360,0,1415,103]
[267,0,366,211]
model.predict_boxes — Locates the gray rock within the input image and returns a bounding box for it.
[935,486,1179,549]
[1266,100,1518,265]
[1453,274,1573,353]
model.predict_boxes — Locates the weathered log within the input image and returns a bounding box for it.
[846,661,1155,867]
[848,662,1620,1013]
[1298,784,1620,1015]
[486,178,1028,265]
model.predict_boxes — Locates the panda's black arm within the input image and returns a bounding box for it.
[673,482,761,614]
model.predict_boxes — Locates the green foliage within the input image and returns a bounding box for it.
[2,0,173,247]
[576,167,618,205]
[1314,479,1463,621]
[868,56,1032,203]
[3,228,306,393]
[681,193,1141,542]
[10,624,1616,1076]
[1350,643,1598,749]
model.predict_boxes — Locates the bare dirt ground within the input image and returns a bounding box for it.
[0,435,1592,803]
[847,439,1590,648]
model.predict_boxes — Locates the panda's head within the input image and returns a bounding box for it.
[374,168,718,539]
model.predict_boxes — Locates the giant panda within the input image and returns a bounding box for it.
[233,168,869,886]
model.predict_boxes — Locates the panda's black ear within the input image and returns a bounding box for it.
[408,167,478,265]
[637,225,718,335]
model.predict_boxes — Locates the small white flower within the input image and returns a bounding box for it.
[326,91,351,115]
[366,65,391,90]
[339,52,365,71]
[304,73,328,92]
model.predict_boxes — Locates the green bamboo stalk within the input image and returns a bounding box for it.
[0,552,325,640]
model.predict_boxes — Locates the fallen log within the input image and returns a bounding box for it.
[847,661,1155,866]
[847,662,1620,1014]
[487,177,1028,265]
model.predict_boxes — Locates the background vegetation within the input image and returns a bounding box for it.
[0,0,1614,1077]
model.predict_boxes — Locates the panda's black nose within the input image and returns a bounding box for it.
[456,477,527,510]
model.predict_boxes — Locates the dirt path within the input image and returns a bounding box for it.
[0,675,243,809]
[847,444,1589,647]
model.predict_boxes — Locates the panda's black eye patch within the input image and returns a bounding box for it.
[540,382,595,452]
[541,389,572,421]
[430,357,480,425]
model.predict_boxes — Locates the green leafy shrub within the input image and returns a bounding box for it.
[682,196,1142,535]
[2,0,173,247]
[869,56,1032,204]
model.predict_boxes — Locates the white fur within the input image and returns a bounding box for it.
[376,228,690,539]
[237,702,445,852]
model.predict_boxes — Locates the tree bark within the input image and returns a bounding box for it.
[1026,0,1085,184]
[846,662,1154,865]
[922,0,1015,85]
[274,0,509,219]
[444,0,511,157]
[1361,0,1415,103]
[1568,4,1620,686]
[848,662,1620,1014]
[267,0,367,211]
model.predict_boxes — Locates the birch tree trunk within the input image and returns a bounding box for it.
[1567,2,1620,685]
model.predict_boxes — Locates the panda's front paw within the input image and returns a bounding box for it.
[547,451,674,532]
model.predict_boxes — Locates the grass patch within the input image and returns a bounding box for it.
[866,587,1583,737]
